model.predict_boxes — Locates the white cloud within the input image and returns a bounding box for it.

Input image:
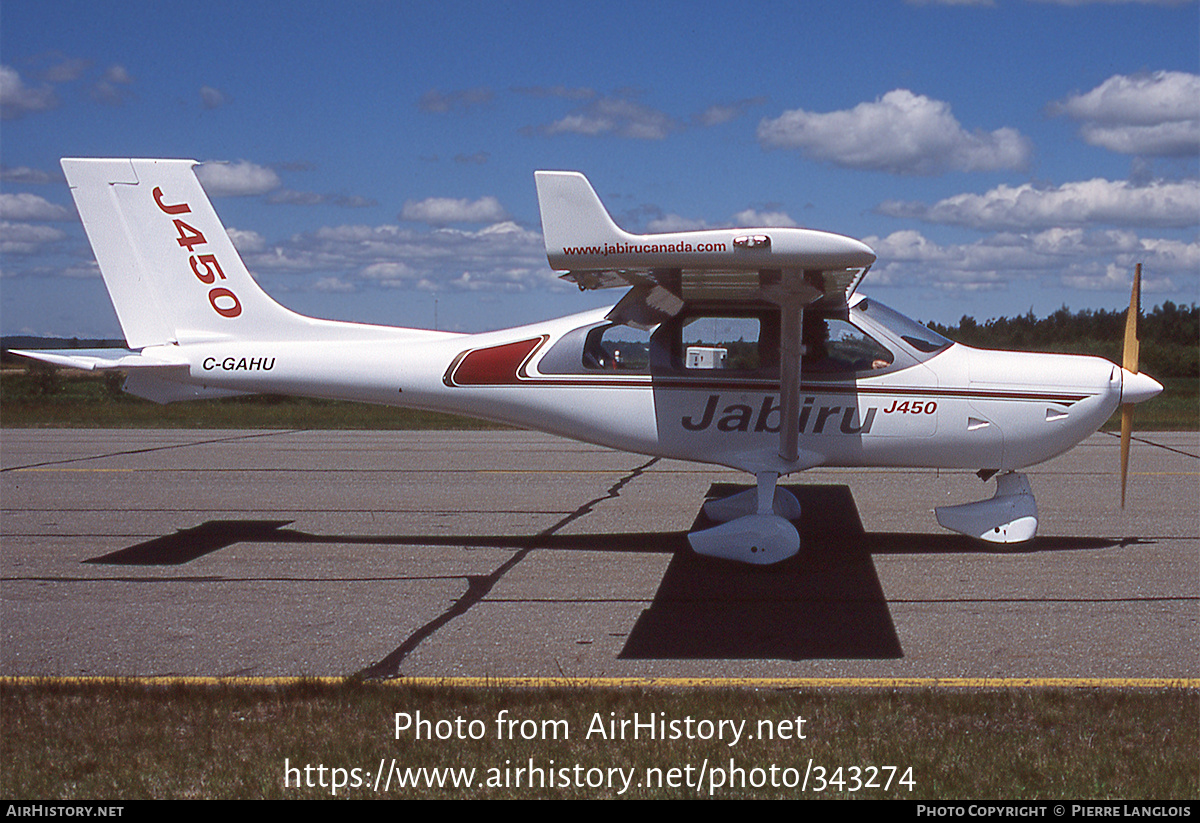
[43,57,91,83]
[91,64,133,105]
[694,97,766,127]
[266,188,326,206]
[866,229,956,263]
[200,85,227,109]
[1061,263,1146,292]
[731,209,798,228]
[196,161,283,196]
[264,188,378,208]
[0,165,59,184]
[0,193,72,221]
[400,196,509,225]
[539,95,678,140]
[877,178,1200,229]
[0,221,68,254]
[225,227,267,253]
[863,226,1197,295]
[334,194,377,208]
[646,214,710,232]
[313,276,356,292]
[643,208,800,231]
[360,262,415,281]
[238,219,557,295]
[1055,71,1200,156]
[0,65,57,119]
[102,65,133,85]
[758,89,1031,174]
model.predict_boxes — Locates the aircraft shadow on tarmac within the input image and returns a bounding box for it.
[85,484,1126,663]
[616,483,1121,661]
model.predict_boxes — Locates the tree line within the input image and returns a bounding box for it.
[925,301,1198,378]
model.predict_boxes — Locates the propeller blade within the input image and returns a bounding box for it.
[1120,403,1133,508]
[1123,264,1141,376]
[1119,264,1141,508]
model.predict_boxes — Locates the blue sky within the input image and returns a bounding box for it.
[2,0,1197,338]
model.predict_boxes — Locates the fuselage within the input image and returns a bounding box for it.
[149,296,1124,476]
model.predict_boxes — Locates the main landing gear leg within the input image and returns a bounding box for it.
[688,271,818,565]
[689,471,801,564]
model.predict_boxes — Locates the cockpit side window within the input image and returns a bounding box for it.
[805,317,894,374]
[583,324,652,371]
[662,306,891,377]
[679,314,768,371]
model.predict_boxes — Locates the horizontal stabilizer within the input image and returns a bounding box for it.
[11,347,249,404]
[10,347,187,371]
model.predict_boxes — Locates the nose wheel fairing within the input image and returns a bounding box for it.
[935,471,1038,544]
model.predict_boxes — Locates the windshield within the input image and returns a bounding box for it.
[854,298,952,355]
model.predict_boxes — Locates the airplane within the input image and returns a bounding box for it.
[13,159,1163,565]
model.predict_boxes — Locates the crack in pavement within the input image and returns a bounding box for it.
[357,456,660,680]
[1,430,303,473]
[1097,429,1200,460]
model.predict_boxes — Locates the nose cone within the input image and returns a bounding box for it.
[1121,369,1163,405]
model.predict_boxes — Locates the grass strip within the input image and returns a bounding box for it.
[2,679,1195,799]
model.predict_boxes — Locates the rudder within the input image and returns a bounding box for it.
[62,158,309,347]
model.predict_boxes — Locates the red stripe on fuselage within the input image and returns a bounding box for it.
[445,337,546,386]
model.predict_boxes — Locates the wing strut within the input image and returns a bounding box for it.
[765,270,823,463]
[688,269,824,565]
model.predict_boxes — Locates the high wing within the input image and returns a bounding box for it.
[534,171,875,326]
[535,170,877,469]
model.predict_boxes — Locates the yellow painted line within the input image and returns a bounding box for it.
[3,676,1197,689]
[393,676,1200,691]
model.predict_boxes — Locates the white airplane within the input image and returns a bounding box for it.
[14,159,1163,564]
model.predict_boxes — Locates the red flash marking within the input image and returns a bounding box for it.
[447,338,545,386]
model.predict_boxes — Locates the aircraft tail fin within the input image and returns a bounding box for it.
[534,171,631,266]
[62,158,312,348]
